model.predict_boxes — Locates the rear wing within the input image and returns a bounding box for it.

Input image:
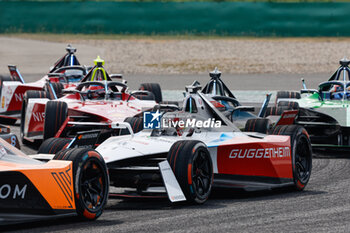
[275,110,298,126]
[64,122,134,149]
[65,130,101,149]
[7,65,25,84]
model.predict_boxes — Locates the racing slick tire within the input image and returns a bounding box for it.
[244,118,271,134]
[270,125,312,191]
[44,82,64,99]
[275,91,301,104]
[20,90,51,144]
[38,137,71,154]
[277,101,300,110]
[139,83,162,103]
[264,106,290,117]
[133,91,155,101]
[43,101,68,140]
[120,117,143,135]
[167,140,213,204]
[53,148,109,220]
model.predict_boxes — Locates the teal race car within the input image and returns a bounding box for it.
[274,58,350,151]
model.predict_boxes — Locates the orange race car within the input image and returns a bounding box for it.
[0,138,109,225]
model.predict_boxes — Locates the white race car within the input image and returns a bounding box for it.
[36,82,312,204]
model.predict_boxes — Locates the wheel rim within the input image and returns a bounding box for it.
[295,136,311,183]
[80,159,107,211]
[192,148,212,199]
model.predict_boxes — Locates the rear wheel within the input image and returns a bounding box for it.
[244,118,271,134]
[265,106,290,117]
[277,101,299,110]
[53,148,109,220]
[20,90,50,144]
[133,91,155,101]
[275,91,301,104]
[167,140,213,204]
[139,83,162,103]
[270,125,312,190]
[44,82,64,99]
[38,137,71,154]
[120,117,143,135]
[43,101,68,140]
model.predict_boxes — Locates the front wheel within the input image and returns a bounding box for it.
[54,148,109,220]
[120,117,143,135]
[38,137,71,154]
[43,101,68,140]
[167,140,213,204]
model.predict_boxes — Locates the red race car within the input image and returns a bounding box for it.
[21,57,163,146]
[0,45,89,125]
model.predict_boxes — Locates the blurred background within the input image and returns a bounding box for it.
[1,0,349,93]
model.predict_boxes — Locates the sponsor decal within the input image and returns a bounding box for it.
[229,147,290,159]
[162,118,221,128]
[1,96,4,108]
[32,112,45,122]
[78,132,99,140]
[0,184,27,199]
[14,93,24,102]
[51,165,74,208]
[143,110,162,129]
[283,113,297,119]
[143,110,221,129]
